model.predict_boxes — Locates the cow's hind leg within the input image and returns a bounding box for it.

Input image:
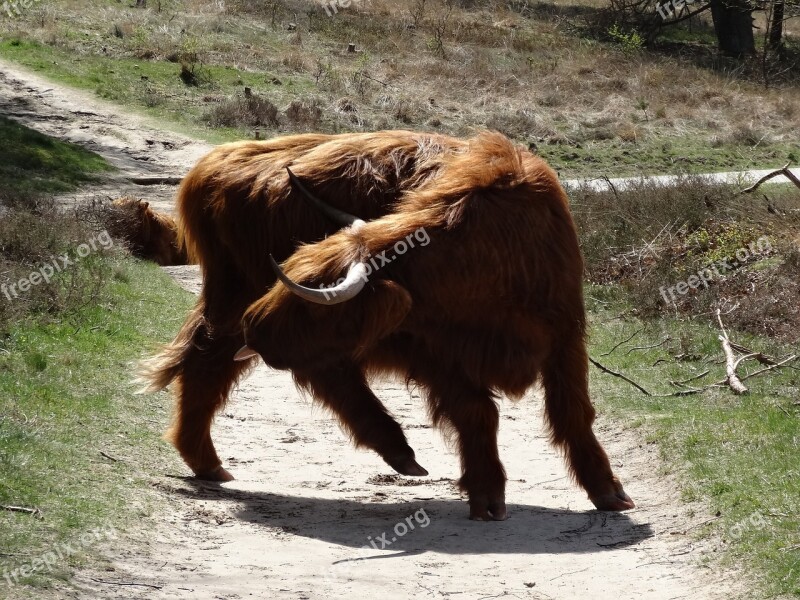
[162,304,255,481]
[150,300,253,481]
[295,362,427,477]
[542,333,635,511]
[423,374,507,521]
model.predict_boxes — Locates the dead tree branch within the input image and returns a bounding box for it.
[589,357,652,396]
[1,505,42,518]
[716,309,749,395]
[600,327,644,356]
[740,354,798,381]
[671,369,711,387]
[741,162,800,194]
[624,336,671,355]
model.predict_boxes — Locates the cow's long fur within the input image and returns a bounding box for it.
[142,130,632,519]
[108,197,188,266]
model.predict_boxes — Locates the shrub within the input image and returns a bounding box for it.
[607,23,644,54]
[203,93,280,128]
[285,98,323,130]
[0,192,119,335]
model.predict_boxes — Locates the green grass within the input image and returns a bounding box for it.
[586,296,800,598]
[541,135,799,179]
[0,260,193,597]
[0,38,305,144]
[0,115,113,194]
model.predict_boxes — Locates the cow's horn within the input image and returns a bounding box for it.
[270,255,367,305]
[234,346,259,362]
[286,167,362,228]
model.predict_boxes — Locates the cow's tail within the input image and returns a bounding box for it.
[136,304,203,393]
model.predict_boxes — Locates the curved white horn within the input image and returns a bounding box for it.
[269,255,368,305]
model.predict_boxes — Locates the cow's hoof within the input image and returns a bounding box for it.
[590,488,635,511]
[469,500,507,521]
[195,465,235,482]
[388,455,429,477]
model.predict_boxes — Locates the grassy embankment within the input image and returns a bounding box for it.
[0,117,193,598]
[576,177,800,598]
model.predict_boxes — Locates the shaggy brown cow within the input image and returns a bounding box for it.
[108,197,188,266]
[142,130,634,520]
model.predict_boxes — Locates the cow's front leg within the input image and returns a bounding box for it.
[424,375,507,521]
[294,361,427,477]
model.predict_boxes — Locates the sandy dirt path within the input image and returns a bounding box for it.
[0,58,211,214]
[0,61,738,600]
[75,345,733,600]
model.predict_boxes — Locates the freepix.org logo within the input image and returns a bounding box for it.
[3,525,117,586]
[2,0,42,18]
[1,230,114,303]
[319,227,430,300]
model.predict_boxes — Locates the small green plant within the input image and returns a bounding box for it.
[608,24,644,54]
[176,35,212,87]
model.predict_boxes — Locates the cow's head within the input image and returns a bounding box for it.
[233,168,391,363]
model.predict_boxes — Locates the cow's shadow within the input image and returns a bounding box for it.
[171,479,653,558]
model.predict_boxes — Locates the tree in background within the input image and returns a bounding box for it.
[603,0,797,59]
[709,0,755,56]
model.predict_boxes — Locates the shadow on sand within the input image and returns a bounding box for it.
[169,478,653,559]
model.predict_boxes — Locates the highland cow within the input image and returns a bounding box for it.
[141,130,634,520]
[108,197,188,266]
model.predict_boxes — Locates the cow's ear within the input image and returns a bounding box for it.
[354,280,412,356]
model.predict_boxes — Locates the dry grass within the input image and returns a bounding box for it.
[1,0,797,175]
[203,92,280,128]
[0,192,119,334]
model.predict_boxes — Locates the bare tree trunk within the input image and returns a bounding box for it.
[710,0,755,56]
[768,0,784,50]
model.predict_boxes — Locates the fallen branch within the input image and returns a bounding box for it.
[624,336,671,355]
[100,451,120,463]
[1,505,42,518]
[128,176,184,186]
[355,70,391,88]
[740,355,798,382]
[728,342,777,366]
[653,387,708,397]
[589,357,651,396]
[669,515,720,535]
[600,327,643,357]
[716,309,749,395]
[732,352,760,371]
[89,578,163,590]
[781,543,800,552]
[741,162,800,194]
[670,369,710,387]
